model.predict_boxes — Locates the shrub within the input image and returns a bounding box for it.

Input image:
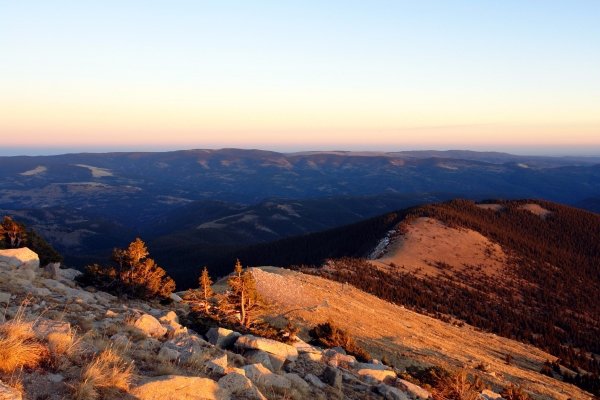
[309,321,371,362]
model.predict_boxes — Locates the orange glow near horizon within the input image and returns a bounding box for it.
[1,2,599,154]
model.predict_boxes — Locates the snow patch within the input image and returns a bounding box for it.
[20,166,47,176]
[75,164,113,177]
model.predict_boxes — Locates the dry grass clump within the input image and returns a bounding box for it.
[0,313,47,374]
[309,321,371,362]
[501,383,532,400]
[47,329,80,369]
[72,347,134,400]
[431,370,481,400]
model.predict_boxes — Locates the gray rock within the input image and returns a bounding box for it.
[235,334,298,362]
[377,383,410,400]
[44,262,61,279]
[322,365,342,390]
[47,373,64,383]
[110,334,131,348]
[59,268,82,281]
[158,346,181,362]
[169,293,183,302]
[133,314,168,338]
[304,373,327,389]
[398,379,431,399]
[0,292,11,305]
[356,362,388,370]
[285,373,311,395]
[218,373,266,400]
[357,368,396,382]
[245,350,274,371]
[207,327,242,348]
[163,334,211,362]
[206,353,228,375]
[242,363,291,391]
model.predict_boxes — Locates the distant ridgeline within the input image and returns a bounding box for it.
[0,216,62,265]
[268,199,600,395]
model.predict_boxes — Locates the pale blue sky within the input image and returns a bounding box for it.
[1,1,599,155]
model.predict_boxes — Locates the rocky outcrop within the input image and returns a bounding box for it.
[0,248,39,269]
[0,247,436,400]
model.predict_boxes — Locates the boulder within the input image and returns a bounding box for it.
[304,373,327,389]
[292,338,321,354]
[245,350,274,371]
[160,311,179,324]
[358,368,397,382]
[44,262,61,279]
[163,334,211,362]
[158,346,181,362]
[133,314,167,338]
[284,373,311,395]
[131,375,229,400]
[206,353,228,375]
[218,373,266,400]
[0,380,22,400]
[376,383,411,400]
[242,363,291,391]
[0,248,39,269]
[59,268,82,281]
[207,327,241,348]
[322,365,342,390]
[398,379,431,399]
[235,335,298,362]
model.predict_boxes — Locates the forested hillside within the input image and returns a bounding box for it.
[295,200,600,395]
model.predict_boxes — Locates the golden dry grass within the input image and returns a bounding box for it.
[47,329,80,370]
[432,370,481,400]
[72,347,134,400]
[0,313,47,374]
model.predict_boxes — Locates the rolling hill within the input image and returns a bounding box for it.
[223,199,600,396]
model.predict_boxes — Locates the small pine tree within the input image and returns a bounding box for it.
[227,259,260,327]
[0,216,27,248]
[81,238,175,299]
[199,267,214,313]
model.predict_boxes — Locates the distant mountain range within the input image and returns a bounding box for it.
[1,148,599,272]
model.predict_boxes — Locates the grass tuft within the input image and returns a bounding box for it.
[72,347,134,400]
[0,312,47,374]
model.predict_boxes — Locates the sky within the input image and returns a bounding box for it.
[1,1,599,155]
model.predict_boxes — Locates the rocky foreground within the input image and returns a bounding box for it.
[0,248,587,400]
[0,247,437,400]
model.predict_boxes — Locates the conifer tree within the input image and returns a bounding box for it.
[199,266,213,313]
[0,216,27,248]
[227,259,260,327]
